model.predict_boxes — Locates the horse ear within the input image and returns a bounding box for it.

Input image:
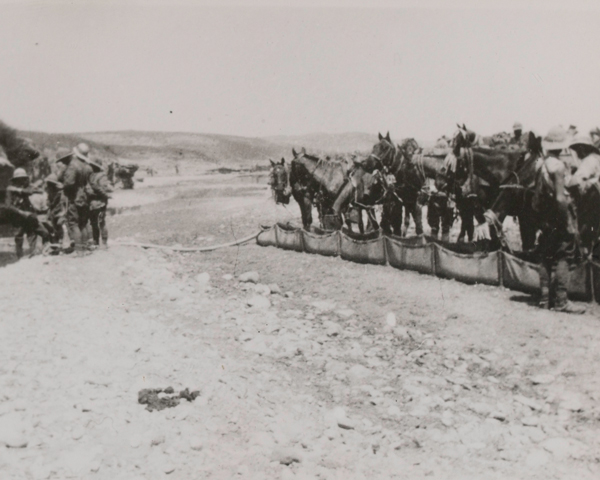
[385,131,391,141]
[378,132,383,140]
[456,123,461,130]
[292,148,297,157]
[280,158,285,165]
[301,147,306,154]
[269,159,275,167]
[462,124,467,131]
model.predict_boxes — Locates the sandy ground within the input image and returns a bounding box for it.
[1,173,599,479]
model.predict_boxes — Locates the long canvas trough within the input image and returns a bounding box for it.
[340,229,386,265]
[256,224,598,303]
[302,229,340,257]
[435,246,500,286]
[385,235,435,275]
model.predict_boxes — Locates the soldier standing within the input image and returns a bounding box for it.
[532,126,585,314]
[5,168,39,257]
[88,158,112,248]
[62,143,93,255]
[45,174,69,247]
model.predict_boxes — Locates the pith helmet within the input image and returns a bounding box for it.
[88,158,103,171]
[542,126,569,151]
[55,148,72,164]
[12,168,28,179]
[74,142,90,161]
[45,173,63,188]
[513,122,523,131]
[569,135,600,153]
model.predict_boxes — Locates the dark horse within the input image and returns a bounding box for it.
[475,132,544,251]
[445,125,537,242]
[268,151,379,232]
[334,132,444,236]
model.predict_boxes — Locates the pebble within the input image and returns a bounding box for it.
[347,364,371,383]
[151,434,166,446]
[195,272,210,285]
[324,321,342,337]
[246,294,271,309]
[271,447,302,465]
[541,437,571,460]
[71,426,85,441]
[285,291,294,298]
[385,312,397,328]
[222,274,233,280]
[254,284,271,296]
[525,449,550,467]
[393,326,409,339]
[530,374,555,385]
[521,416,539,427]
[268,284,281,294]
[130,435,142,448]
[335,308,356,318]
[190,437,204,451]
[0,415,28,448]
[559,392,584,412]
[239,271,260,283]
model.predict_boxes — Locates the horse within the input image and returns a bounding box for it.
[268,152,377,232]
[475,132,544,251]
[445,124,535,242]
[345,132,445,236]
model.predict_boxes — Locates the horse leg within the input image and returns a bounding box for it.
[380,203,392,235]
[358,209,365,234]
[301,196,313,230]
[407,201,423,236]
[441,199,453,242]
[392,201,404,236]
[427,200,439,239]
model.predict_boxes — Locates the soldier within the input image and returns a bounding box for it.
[45,173,69,247]
[62,143,93,255]
[532,126,585,314]
[509,122,528,150]
[88,158,112,248]
[5,168,39,257]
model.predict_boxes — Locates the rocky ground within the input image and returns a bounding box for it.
[1,173,599,479]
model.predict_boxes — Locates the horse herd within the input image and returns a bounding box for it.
[269,126,600,257]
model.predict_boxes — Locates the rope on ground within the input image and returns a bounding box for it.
[113,230,262,252]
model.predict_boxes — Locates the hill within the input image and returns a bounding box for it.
[17,129,394,172]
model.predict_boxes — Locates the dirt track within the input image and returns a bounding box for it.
[1,173,599,479]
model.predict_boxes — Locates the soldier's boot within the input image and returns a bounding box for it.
[554,292,586,314]
[15,237,24,259]
[538,287,550,310]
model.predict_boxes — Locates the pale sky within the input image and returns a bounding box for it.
[1,0,599,140]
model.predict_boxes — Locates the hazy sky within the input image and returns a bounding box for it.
[1,0,599,140]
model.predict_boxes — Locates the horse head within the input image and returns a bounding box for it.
[369,132,396,168]
[268,157,291,205]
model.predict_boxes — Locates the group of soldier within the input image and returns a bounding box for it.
[434,122,599,314]
[5,142,112,257]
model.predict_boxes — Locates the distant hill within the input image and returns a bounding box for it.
[22,130,119,165]
[265,132,377,155]
[18,129,425,171]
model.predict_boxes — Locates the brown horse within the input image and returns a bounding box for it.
[475,132,544,251]
[341,132,444,236]
[446,125,534,242]
[268,151,378,232]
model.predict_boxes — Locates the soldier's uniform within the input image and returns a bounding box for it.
[88,159,112,247]
[45,174,68,245]
[5,169,38,258]
[62,143,93,254]
[532,126,584,314]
